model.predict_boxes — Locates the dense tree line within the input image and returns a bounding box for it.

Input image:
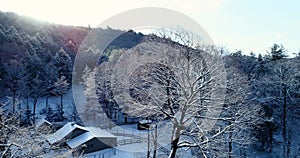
[223,45,300,157]
[2,48,72,124]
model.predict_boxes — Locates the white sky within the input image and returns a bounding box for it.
[0,0,299,56]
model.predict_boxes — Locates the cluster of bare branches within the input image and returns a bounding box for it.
[105,29,264,158]
[0,106,73,157]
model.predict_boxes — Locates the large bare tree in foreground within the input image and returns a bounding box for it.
[108,30,264,157]
[107,31,199,157]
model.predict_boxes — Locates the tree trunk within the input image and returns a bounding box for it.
[153,124,158,158]
[60,95,63,115]
[114,110,117,122]
[33,98,38,125]
[147,126,150,158]
[228,117,233,158]
[287,129,291,158]
[228,131,232,158]
[282,84,287,157]
[26,96,30,123]
[124,115,128,123]
[12,92,16,114]
[169,137,179,158]
[168,126,181,158]
[268,122,273,152]
[46,96,49,112]
[18,96,22,124]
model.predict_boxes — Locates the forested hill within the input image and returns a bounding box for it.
[0,11,144,83]
[0,11,89,58]
[0,11,144,58]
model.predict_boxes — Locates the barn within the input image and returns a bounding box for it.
[47,122,117,153]
[66,127,117,153]
[47,122,88,144]
[35,118,54,134]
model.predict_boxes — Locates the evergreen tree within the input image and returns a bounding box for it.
[250,51,256,58]
[258,53,263,62]
[3,59,26,114]
[51,76,69,120]
[44,61,58,113]
[268,44,288,61]
[23,50,47,125]
[53,48,72,82]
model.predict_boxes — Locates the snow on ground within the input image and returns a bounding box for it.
[84,146,146,158]
[1,85,85,121]
[2,85,196,157]
[114,143,148,156]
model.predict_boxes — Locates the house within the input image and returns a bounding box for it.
[137,119,152,130]
[47,122,88,145]
[47,122,117,154]
[35,118,54,134]
[66,127,117,153]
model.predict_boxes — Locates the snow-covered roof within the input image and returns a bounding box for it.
[84,127,116,138]
[47,122,87,144]
[35,118,52,129]
[66,127,116,149]
[139,120,152,124]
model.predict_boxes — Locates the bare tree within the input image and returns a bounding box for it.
[264,58,299,157]
[215,63,262,157]
[107,29,264,158]
[95,62,119,122]
[80,66,110,128]
[0,107,73,157]
[108,28,229,157]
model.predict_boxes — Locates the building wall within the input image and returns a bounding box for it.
[70,129,86,139]
[83,137,117,153]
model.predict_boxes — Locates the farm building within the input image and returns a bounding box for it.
[47,122,117,153]
[47,122,87,144]
[67,127,117,153]
[35,118,54,134]
[137,120,152,130]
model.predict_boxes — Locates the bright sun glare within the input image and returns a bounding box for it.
[0,0,116,27]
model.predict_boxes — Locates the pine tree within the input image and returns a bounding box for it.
[44,61,58,113]
[23,50,47,125]
[4,59,26,114]
[51,76,69,120]
[258,53,263,62]
[268,44,288,61]
[53,48,72,82]
[250,51,256,58]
